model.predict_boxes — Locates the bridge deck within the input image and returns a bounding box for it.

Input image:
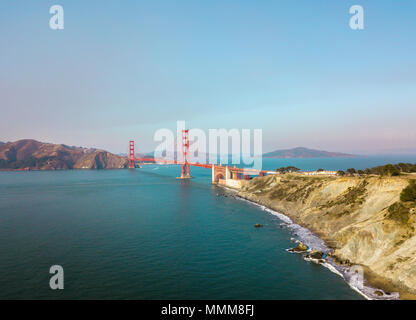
[133,157,270,175]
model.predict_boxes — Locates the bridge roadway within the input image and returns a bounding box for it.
[132,156,273,182]
[129,138,272,182]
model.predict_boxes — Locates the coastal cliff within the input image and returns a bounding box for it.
[237,173,416,299]
[0,139,128,170]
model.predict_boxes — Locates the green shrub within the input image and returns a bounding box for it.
[346,168,356,175]
[400,181,416,202]
[324,180,368,207]
[387,202,411,225]
[364,163,413,176]
[276,166,300,173]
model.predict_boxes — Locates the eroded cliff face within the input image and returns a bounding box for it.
[238,174,416,298]
[0,139,128,170]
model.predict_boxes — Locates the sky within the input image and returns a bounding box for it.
[0,0,415,155]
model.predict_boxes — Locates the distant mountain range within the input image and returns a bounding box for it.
[0,141,357,170]
[0,140,128,170]
[263,147,356,158]
[136,147,355,160]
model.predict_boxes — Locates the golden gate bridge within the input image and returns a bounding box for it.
[129,129,272,183]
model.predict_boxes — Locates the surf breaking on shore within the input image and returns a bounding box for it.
[223,189,400,300]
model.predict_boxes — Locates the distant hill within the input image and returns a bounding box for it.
[263,147,356,158]
[0,139,128,170]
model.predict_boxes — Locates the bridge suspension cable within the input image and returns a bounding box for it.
[178,129,191,179]
[128,130,269,180]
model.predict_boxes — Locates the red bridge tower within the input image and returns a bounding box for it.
[129,140,135,169]
[178,129,191,179]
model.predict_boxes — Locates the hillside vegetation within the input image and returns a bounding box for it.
[336,163,416,177]
[0,140,128,170]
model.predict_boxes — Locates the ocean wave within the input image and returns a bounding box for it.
[233,194,399,300]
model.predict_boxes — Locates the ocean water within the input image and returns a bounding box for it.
[2,154,413,299]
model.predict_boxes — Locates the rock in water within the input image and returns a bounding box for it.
[309,250,324,260]
[289,242,308,252]
[254,224,263,228]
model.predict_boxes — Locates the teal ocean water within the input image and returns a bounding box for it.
[1,155,415,299]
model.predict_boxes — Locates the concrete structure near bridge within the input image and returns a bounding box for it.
[211,165,276,189]
[211,166,340,189]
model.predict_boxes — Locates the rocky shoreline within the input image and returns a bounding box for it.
[224,174,416,300]
[233,193,398,300]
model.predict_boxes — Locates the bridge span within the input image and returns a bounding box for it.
[128,130,274,184]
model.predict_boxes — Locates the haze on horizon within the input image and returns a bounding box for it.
[0,1,415,155]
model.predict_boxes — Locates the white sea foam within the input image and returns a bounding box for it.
[321,262,344,278]
[238,197,328,252]
[233,194,400,300]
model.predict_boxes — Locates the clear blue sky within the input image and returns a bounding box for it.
[1,0,415,154]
